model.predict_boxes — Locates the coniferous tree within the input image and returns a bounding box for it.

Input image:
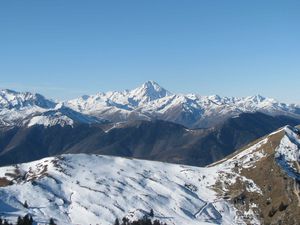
[23,201,28,209]
[116,217,166,225]
[15,215,33,225]
[121,217,129,225]
[17,216,23,225]
[149,209,154,217]
[49,218,56,225]
[23,214,33,225]
[153,220,161,225]
[29,216,33,225]
[114,218,120,225]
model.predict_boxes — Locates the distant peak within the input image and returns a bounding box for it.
[138,80,165,93]
[1,89,19,95]
[208,94,222,101]
[0,88,56,109]
[248,94,266,102]
[130,81,172,103]
[81,95,90,100]
[142,80,160,88]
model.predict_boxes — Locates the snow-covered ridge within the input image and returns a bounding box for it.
[275,126,300,179]
[26,105,103,128]
[0,89,56,110]
[66,81,171,112]
[0,90,104,128]
[0,154,244,225]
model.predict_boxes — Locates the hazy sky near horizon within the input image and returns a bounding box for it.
[0,1,299,103]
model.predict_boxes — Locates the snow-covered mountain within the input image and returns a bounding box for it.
[25,104,103,127]
[0,90,104,127]
[0,89,55,110]
[68,81,171,111]
[0,125,299,224]
[66,81,300,128]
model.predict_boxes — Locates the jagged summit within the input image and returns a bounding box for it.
[140,80,165,91]
[0,89,56,109]
[249,94,266,102]
[129,80,172,104]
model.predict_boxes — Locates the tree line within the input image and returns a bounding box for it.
[0,215,56,225]
[0,208,166,225]
[114,209,167,225]
[114,217,167,225]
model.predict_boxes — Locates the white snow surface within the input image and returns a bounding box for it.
[0,154,244,225]
[27,115,74,127]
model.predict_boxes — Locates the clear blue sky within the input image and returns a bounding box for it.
[0,0,299,103]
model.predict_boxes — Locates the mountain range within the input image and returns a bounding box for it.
[1,81,300,129]
[66,81,300,128]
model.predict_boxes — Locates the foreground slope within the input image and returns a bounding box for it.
[212,125,300,225]
[0,126,299,224]
[0,154,241,225]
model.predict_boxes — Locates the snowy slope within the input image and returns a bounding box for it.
[0,154,244,225]
[25,104,104,127]
[275,125,300,180]
[66,81,300,128]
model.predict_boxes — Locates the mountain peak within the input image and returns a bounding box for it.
[0,89,56,109]
[130,81,172,104]
[142,80,162,90]
[247,94,266,103]
[0,89,18,95]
